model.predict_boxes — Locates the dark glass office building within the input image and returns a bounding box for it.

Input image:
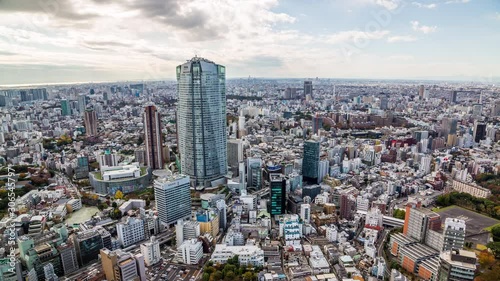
[302,140,320,184]
[73,230,104,266]
[269,174,286,216]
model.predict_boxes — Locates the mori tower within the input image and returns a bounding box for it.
[176,57,227,188]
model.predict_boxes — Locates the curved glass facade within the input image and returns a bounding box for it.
[176,57,227,187]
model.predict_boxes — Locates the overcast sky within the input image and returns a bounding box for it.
[0,0,499,85]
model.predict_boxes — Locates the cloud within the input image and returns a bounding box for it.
[0,51,17,56]
[0,0,98,21]
[411,21,437,34]
[81,40,134,51]
[495,12,500,20]
[411,2,437,9]
[90,0,295,42]
[387,35,418,43]
[387,55,415,61]
[373,0,401,10]
[239,55,285,68]
[445,0,470,4]
[325,30,390,45]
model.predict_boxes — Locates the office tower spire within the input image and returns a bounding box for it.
[176,57,227,188]
[144,104,164,170]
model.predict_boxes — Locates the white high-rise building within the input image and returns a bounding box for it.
[443,218,466,251]
[325,225,338,242]
[178,239,203,265]
[356,196,370,212]
[140,236,161,266]
[176,57,227,188]
[239,162,246,190]
[300,204,311,224]
[420,155,432,174]
[154,174,192,226]
[318,160,329,183]
[176,219,201,247]
[116,217,145,247]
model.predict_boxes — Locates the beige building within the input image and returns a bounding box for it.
[100,249,146,281]
[451,180,491,198]
[199,214,220,238]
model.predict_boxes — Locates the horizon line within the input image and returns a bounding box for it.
[0,76,497,89]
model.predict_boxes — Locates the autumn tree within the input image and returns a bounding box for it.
[478,250,495,269]
[115,190,124,200]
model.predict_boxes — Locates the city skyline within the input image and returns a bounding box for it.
[1,0,500,85]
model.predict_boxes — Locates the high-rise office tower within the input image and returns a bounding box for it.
[176,57,227,188]
[449,91,458,103]
[269,174,286,216]
[247,157,262,190]
[312,116,323,134]
[75,155,89,180]
[78,94,87,114]
[494,101,500,116]
[227,139,243,176]
[83,109,98,136]
[61,99,71,116]
[403,203,441,243]
[418,85,425,98]
[302,140,320,184]
[339,194,355,220]
[443,218,466,251]
[304,81,313,98]
[72,230,104,266]
[414,131,429,142]
[441,117,457,138]
[380,96,389,110]
[143,104,164,170]
[473,121,486,143]
[154,174,192,225]
[472,104,483,116]
[216,199,228,230]
[420,155,432,174]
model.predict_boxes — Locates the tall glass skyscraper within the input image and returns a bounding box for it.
[61,99,70,116]
[302,140,320,184]
[176,57,227,188]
